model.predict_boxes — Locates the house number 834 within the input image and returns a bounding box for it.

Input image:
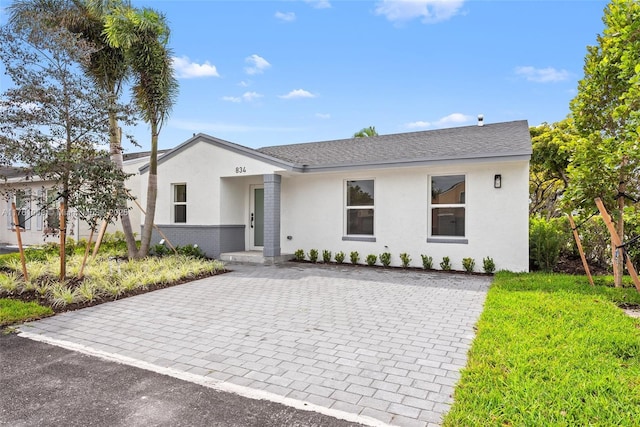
[235,166,246,173]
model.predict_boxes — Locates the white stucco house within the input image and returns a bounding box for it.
[0,153,149,246]
[140,119,532,271]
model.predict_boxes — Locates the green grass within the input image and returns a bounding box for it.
[444,272,640,426]
[0,298,53,327]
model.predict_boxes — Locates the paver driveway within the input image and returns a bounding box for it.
[19,263,491,427]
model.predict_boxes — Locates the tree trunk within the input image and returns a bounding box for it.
[136,122,159,258]
[107,103,137,258]
[613,177,626,288]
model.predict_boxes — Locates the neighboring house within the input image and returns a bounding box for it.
[0,152,154,246]
[141,119,532,271]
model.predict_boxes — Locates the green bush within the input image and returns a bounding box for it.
[177,244,206,259]
[350,251,360,265]
[462,257,475,273]
[150,244,170,257]
[366,254,377,266]
[308,249,319,263]
[421,254,433,269]
[294,249,305,261]
[530,217,567,272]
[399,253,411,268]
[334,251,345,264]
[322,250,332,263]
[440,256,452,271]
[483,256,496,274]
[379,252,391,267]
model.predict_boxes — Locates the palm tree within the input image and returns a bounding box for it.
[353,126,378,138]
[104,6,178,257]
[9,0,140,258]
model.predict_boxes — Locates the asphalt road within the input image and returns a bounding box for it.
[0,334,363,427]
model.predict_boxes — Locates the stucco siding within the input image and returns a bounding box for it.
[280,160,529,272]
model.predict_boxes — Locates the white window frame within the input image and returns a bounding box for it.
[428,174,468,244]
[173,183,187,223]
[343,179,376,242]
[7,189,32,230]
[44,189,61,234]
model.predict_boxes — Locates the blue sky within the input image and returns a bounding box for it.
[2,0,610,151]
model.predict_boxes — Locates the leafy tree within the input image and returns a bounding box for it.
[0,17,131,279]
[9,0,141,258]
[104,6,178,257]
[353,126,378,138]
[568,0,640,286]
[529,119,577,218]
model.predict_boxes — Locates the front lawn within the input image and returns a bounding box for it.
[444,272,640,426]
[0,299,53,327]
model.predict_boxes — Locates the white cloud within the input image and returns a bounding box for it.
[275,11,296,22]
[405,113,472,129]
[221,91,263,103]
[245,54,271,75]
[374,0,465,24]
[279,89,316,99]
[238,81,250,87]
[515,66,570,83]
[315,113,331,119]
[172,56,220,79]
[304,0,331,9]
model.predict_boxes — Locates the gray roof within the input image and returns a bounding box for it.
[258,120,531,170]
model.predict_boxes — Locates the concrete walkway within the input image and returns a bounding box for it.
[18,263,491,427]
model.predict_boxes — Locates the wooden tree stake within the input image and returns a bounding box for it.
[595,198,640,292]
[91,219,109,261]
[78,227,94,279]
[11,202,28,282]
[567,213,594,286]
[59,201,66,281]
[126,190,177,254]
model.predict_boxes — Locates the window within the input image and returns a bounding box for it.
[45,190,60,233]
[7,190,31,230]
[430,175,465,237]
[346,180,374,236]
[173,184,187,223]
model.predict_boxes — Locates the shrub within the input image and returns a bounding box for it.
[150,244,170,257]
[366,254,377,266]
[440,256,452,271]
[294,249,305,262]
[335,251,345,264]
[177,244,206,259]
[308,249,319,263]
[421,254,433,269]
[379,252,391,267]
[462,257,475,273]
[530,217,565,272]
[350,251,360,265]
[322,250,332,263]
[483,256,496,274]
[400,253,411,268]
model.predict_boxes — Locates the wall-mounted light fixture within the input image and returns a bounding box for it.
[494,174,502,189]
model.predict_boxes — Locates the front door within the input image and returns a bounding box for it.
[251,186,264,249]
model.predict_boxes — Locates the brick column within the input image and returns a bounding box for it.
[263,174,281,258]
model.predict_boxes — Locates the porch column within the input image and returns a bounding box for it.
[263,174,281,257]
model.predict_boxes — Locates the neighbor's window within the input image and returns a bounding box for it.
[45,189,60,232]
[173,184,187,223]
[430,175,465,237]
[346,180,374,235]
[8,190,31,230]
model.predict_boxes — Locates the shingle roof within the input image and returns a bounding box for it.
[257,120,531,170]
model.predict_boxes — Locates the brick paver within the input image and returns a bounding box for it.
[19,262,491,427]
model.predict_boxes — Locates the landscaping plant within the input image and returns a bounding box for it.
[334,251,345,264]
[294,249,305,262]
[366,254,377,266]
[440,256,452,270]
[421,254,433,270]
[379,252,391,267]
[308,249,319,263]
[462,257,475,273]
[399,253,411,268]
[350,251,360,265]
[322,250,332,263]
[482,256,496,274]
